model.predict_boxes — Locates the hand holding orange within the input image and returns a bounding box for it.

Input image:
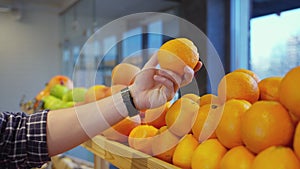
[157,38,200,75]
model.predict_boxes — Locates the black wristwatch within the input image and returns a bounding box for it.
[120,87,140,117]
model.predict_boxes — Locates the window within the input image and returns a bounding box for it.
[96,36,118,85]
[148,20,163,49]
[122,27,143,58]
[103,36,117,67]
[250,8,300,79]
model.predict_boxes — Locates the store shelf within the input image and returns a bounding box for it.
[81,135,180,169]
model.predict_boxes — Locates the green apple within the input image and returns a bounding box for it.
[49,101,65,110]
[62,87,87,102]
[50,84,69,99]
[60,101,76,109]
[42,95,62,110]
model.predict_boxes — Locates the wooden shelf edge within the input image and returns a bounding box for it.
[81,135,180,169]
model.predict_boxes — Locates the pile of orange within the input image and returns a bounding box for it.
[99,38,300,169]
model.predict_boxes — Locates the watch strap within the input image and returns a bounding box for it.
[120,87,140,117]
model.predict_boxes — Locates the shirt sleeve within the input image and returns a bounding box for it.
[0,110,51,168]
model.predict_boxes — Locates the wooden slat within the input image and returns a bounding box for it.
[81,135,180,169]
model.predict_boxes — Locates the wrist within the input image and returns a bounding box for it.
[128,85,138,108]
[111,92,129,117]
[120,87,140,117]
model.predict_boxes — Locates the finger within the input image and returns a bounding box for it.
[193,61,203,72]
[148,88,167,109]
[132,68,158,89]
[143,52,158,69]
[181,66,195,87]
[153,75,175,92]
[161,85,175,101]
[157,69,181,89]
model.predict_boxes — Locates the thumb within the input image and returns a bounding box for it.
[180,66,195,87]
[143,52,158,69]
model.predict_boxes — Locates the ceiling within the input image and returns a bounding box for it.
[252,0,300,17]
[0,0,75,9]
[0,0,179,18]
[64,0,179,18]
[1,0,300,19]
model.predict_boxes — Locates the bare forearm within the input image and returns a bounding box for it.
[46,92,128,156]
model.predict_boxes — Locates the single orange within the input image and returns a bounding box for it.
[165,98,199,137]
[111,63,141,86]
[36,75,73,100]
[219,146,255,169]
[233,68,260,83]
[293,122,300,159]
[218,71,260,104]
[181,93,200,105]
[172,134,199,168]
[279,66,300,118]
[241,101,294,154]
[45,75,74,91]
[128,125,158,155]
[191,139,227,169]
[199,93,223,106]
[258,76,282,101]
[101,115,141,143]
[252,146,300,169]
[192,104,220,142]
[35,90,50,101]
[157,38,199,75]
[143,102,170,129]
[152,126,180,163]
[85,85,110,103]
[216,99,251,148]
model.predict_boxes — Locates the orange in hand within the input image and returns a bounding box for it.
[157,38,199,75]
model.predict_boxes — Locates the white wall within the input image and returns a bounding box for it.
[0,4,61,111]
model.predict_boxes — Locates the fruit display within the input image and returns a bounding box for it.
[20,75,75,113]
[104,64,299,169]
[20,75,114,112]
[99,38,300,169]
[20,38,300,169]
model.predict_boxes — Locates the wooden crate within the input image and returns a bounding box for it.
[81,135,180,169]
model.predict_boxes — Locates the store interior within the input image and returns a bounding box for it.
[1,0,300,167]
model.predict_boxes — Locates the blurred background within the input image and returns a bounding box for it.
[1,0,300,166]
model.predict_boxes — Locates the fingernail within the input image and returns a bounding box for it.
[184,66,193,73]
